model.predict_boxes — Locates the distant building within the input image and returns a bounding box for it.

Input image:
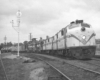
[11,43,25,52]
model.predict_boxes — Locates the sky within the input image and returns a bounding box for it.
[0,0,100,43]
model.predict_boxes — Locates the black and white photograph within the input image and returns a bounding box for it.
[0,0,100,80]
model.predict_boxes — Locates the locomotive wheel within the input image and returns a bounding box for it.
[54,50,56,55]
[67,49,73,58]
[75,53,83,59]
[71,49,83,59]
[63,50,66,56]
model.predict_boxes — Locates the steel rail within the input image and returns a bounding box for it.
[77,59,100,68]
[0,53,9,80]
[63,60,100,75]
[92,58,100,61]
[37,57,71,80]
[36,54,100,75]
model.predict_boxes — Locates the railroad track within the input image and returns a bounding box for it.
[92,57,100,61]
[74,57,100,69]
[59,57,100,75]
[25,54,100,80]
[46,55,100,75]
[65,60,100,74]
[36,57,71,80]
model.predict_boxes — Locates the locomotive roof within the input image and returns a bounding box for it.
[42,20,91,42]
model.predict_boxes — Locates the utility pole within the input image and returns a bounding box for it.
[4,36,7,52]
[30,33,32,41]
[29,33,33,52]
[11,10,22,57]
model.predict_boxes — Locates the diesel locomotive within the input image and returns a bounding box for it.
[41,20,96,59]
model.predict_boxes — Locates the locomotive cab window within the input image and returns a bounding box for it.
[43,41,44,44]
[52,36,54,40]
[81,23,90,28]
[65,28,67,33]
[61,30,64,36]
[69,24,79,29]
[56,34,58,39]
[43,41,45,44]
[48,39,49,42]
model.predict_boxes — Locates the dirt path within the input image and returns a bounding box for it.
[0,53,49,80]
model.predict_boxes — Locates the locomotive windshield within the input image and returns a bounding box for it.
[81,23,90,28]
[69,23,90,29]
[68,24,79,29]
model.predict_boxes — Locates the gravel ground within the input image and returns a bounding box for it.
[0,53,62,80]
[95,51,100,55]
[29,53,100,80]
[0,61,6,80]
[48,60,100,80]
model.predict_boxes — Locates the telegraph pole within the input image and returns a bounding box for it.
[4,36,7,52]
[30,33,32,41]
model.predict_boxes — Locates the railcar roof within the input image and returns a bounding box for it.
[42,20,91,41]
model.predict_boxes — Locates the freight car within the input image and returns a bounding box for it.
[41,20,96,59]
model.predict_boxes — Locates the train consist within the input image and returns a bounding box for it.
[41,20,96,59]
[1,20,96,59]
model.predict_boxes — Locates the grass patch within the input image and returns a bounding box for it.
[0,58,27,80]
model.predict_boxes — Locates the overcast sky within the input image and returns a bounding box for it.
[0,0,100,43]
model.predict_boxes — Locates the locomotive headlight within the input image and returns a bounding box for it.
[82,35,86,39]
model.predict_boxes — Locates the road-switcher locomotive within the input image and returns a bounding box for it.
[41,20,96,59]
